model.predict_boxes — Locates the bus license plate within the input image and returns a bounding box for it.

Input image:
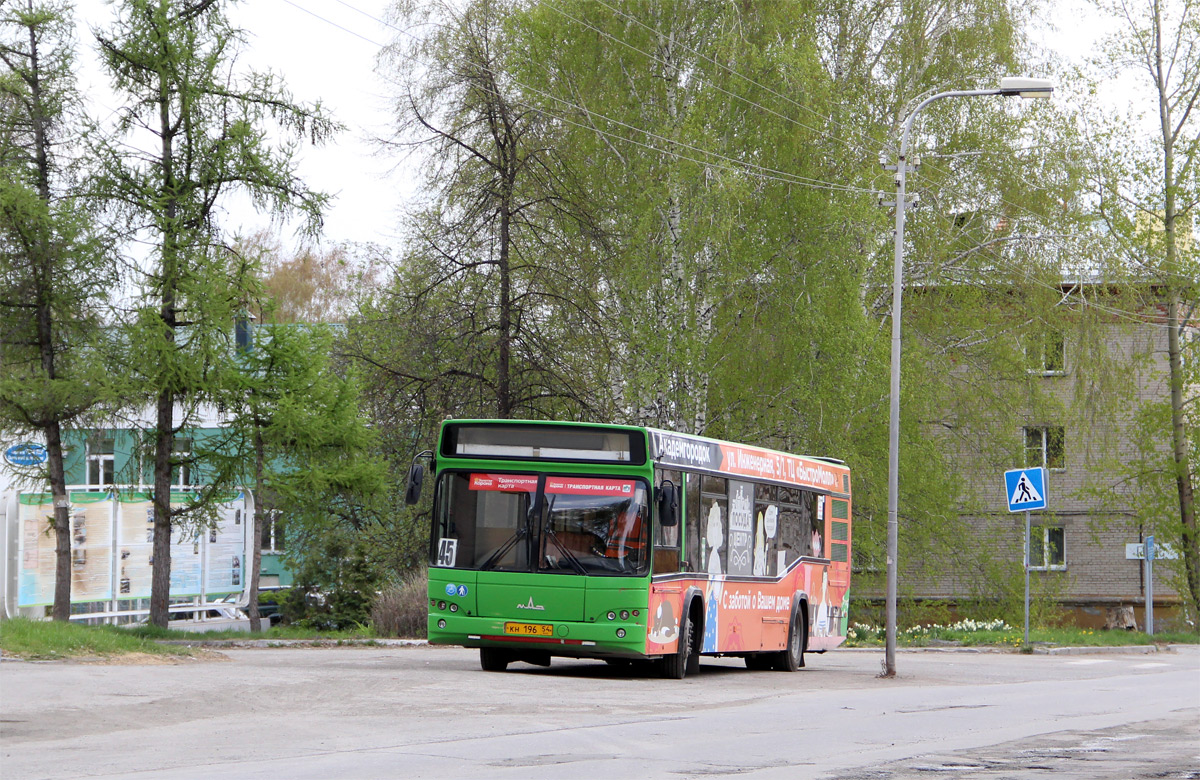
[504,622,553,637]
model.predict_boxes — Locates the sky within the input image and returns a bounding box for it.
[74,0,407,252]
[67,0,1132,255]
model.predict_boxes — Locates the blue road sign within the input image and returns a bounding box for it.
[1004,467,1047,512]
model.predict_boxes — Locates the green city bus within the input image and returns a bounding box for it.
[407,419,852,678]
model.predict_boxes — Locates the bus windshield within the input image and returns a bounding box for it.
[432,472,650,576]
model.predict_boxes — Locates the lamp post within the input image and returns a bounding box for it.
[884,77,1053,678]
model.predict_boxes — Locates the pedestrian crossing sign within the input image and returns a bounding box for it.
[1004,467,1047,512]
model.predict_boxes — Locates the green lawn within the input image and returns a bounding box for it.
[3,616,1195,661]
[0,617,376,660]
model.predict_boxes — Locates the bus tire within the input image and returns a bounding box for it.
[774,606,807,672]
[480,647,510,672]
[662,607,697,679]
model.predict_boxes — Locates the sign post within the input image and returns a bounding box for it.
[1145,535,1155,636]
[1004,467,1048,648]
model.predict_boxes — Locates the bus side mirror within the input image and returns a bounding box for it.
[404,463,425,506]
[657,482,679,527]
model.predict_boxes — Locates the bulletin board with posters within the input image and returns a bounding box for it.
[18,492,115,606]
[17,490,250,608]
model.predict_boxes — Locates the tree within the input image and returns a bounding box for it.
[0,1,113,621]
[1081,0,1199,621]
[354,0,613,462]
[220,318,386,632]
[90,0,337,627]
[239,229,388,325]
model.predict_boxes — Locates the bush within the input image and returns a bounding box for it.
[372,569,428,638]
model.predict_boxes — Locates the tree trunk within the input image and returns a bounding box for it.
[248,429,265,633]
[25,0,73,621]
[47,422,72,621]
[1153,0,1199,618]
[149,34,178,628]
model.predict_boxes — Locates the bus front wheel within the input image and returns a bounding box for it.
[480,647,510,672]
[662,609,697,679]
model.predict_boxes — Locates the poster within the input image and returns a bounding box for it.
[115,494,155,599]
[206,496,247,594]
[18,491,250,608]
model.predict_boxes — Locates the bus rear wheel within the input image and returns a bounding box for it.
[772,608,807,672]
[480,647,511,672]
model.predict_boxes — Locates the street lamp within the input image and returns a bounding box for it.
[883,76,1053,678]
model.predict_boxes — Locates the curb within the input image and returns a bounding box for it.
[1033,644,1160,655]
[843,644,1168,655]
[155,638,429,649]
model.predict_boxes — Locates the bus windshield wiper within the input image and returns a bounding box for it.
[542,496,587,575]
[480,482,541,571]
[479,525,526,571]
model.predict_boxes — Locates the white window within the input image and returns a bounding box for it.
[261,510,285,552]
[1029,526,1065,570]
[1026,331,1065,375]
[171,437,193,488]
[86,435,114,486]
[1025,426,1065,470]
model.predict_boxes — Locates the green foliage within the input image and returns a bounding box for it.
[279,532,385,631]
[359,0,1081,599]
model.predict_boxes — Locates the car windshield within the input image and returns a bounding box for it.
[431,472,650,576]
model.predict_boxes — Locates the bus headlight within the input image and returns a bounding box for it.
[607,611,616,621]
[449,603,458,612]
[437,619,446,629]
[620,610,629,620]
[616,628,626,638]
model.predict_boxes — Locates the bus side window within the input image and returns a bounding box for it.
[776,486,806,572]
[754,485,779,577]
[685,472,702,572]
[654,469,682,574]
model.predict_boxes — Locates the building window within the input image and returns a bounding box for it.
[86,435,114,486]
[261,510,285,552]
[1025,426,1065,470]
[1026,331,1065,375]
[1029,526,1065,570]
[171,437,193,488]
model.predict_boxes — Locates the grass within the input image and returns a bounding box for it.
[844,619,1200,649]
[5,615,1196,661]
[0,617,378,660]
[0,617,198,660]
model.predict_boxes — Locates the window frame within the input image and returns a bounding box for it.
[86,434,115,487]
[1026,331,1066,376]
[1024,426,1065,471]
[1028,525,1066,571]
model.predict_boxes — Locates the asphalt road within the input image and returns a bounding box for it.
[2,643,1197,779]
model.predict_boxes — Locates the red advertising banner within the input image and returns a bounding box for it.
[546,477,636,497]
[469,474,636,496]
[469,474,538,492]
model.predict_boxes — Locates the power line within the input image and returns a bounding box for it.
[288,0,1190,333]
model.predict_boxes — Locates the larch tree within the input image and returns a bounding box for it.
[0,0,114,621]
[90,0,337,627]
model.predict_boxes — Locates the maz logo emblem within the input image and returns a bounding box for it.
[516,597,545,611]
